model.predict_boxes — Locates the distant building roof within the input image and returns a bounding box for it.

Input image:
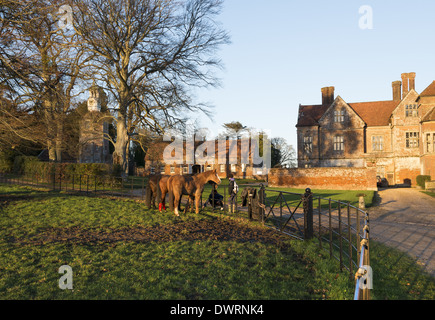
[297,100,400,127]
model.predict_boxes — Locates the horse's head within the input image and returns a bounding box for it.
[208,169,222,185]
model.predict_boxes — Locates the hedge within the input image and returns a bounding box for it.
[0,150,15,173]
[416,175,431,189]
[12,156,112,179]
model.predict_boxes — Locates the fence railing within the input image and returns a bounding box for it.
[0,172,149,199]
[243,185,371,300]
[0,173,370,300]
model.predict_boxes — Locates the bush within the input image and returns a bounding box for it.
[13,157,112,179]
[13,156,41,175]
[416,175,431,189]
[0,150,15,173]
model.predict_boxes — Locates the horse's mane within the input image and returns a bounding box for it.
[192,170,217,182]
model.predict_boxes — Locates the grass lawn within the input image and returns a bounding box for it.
[422,191,435,198]
[0,184,434,300]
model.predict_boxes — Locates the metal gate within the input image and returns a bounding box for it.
[245,184,371,300]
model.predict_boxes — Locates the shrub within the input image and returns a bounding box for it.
[13,157,112,179]
[0,150,15,173]
[13,156,41,175]
[416,175,431,189]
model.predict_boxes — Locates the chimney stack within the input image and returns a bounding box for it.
[392,81,402,101]
[321,86,335,105]
[401,73,409,97]
[401,72,416,98]
[408,72,416,91]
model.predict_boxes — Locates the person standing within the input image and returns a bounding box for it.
[228,173,238,213]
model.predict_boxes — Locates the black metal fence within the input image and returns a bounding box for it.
[243,185,371,300]
[0,172,148,199]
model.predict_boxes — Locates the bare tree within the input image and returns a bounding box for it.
[271,137,297,168]
[73,0,229,176]
[0,0,92,161]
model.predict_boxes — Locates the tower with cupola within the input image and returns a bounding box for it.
[79,84,111,164]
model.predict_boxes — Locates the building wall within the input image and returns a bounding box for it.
[421,121,435,177]
[79,112,110,164]
[268,167,377,191]
[297,126,320,168]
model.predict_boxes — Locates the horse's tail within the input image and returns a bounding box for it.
[168,182,174,212]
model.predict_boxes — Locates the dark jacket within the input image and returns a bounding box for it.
[228,178,235,195]
[208,191,223,202]
[241,187,257,207]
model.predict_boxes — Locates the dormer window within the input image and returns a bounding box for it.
[334,110,345,123]
[405,104,418,117]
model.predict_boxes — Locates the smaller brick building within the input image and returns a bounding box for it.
[297,73,435,186]
[144,138,268,179]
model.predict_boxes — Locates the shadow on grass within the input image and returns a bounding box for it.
[370,241,435,300]
[0,186,69,210]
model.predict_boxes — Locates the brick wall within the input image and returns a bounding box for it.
[268,167,377,191]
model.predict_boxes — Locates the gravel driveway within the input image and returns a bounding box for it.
[368,188,435,277]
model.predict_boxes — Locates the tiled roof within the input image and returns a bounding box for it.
[420,81,435,97]
[297,100,399,127]
[348,100,399,126]
[422,106,435,122]
[296,104,330,127]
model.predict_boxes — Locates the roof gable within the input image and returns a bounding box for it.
[318,95,366,128]
[390,89,419,117]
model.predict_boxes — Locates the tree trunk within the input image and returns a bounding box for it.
[45,102,57,162]
[55,119,63,162]
[113,114,129,177]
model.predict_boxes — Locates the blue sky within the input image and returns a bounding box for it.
[194,0,435,149]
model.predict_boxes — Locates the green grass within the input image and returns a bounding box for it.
[0,184,434,300]
[422,191,435,198]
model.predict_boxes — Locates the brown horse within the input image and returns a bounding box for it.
[167,169,222,216]
[145,175,168,209]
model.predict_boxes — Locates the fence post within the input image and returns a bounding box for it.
[357,194,366,210]
[259,184,265,225]
[247,193,252,220]
[303,188,313,240]
[142,178,145,200]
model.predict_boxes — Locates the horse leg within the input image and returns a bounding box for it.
[173,192,180,217]
[159,188,168,212]
[151,188,156,209]
[184,196,189,214]
[145,182,152,209]
[195,193,201,214]
[187,196,195,213]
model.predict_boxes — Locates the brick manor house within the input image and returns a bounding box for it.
[296,72,435,186]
